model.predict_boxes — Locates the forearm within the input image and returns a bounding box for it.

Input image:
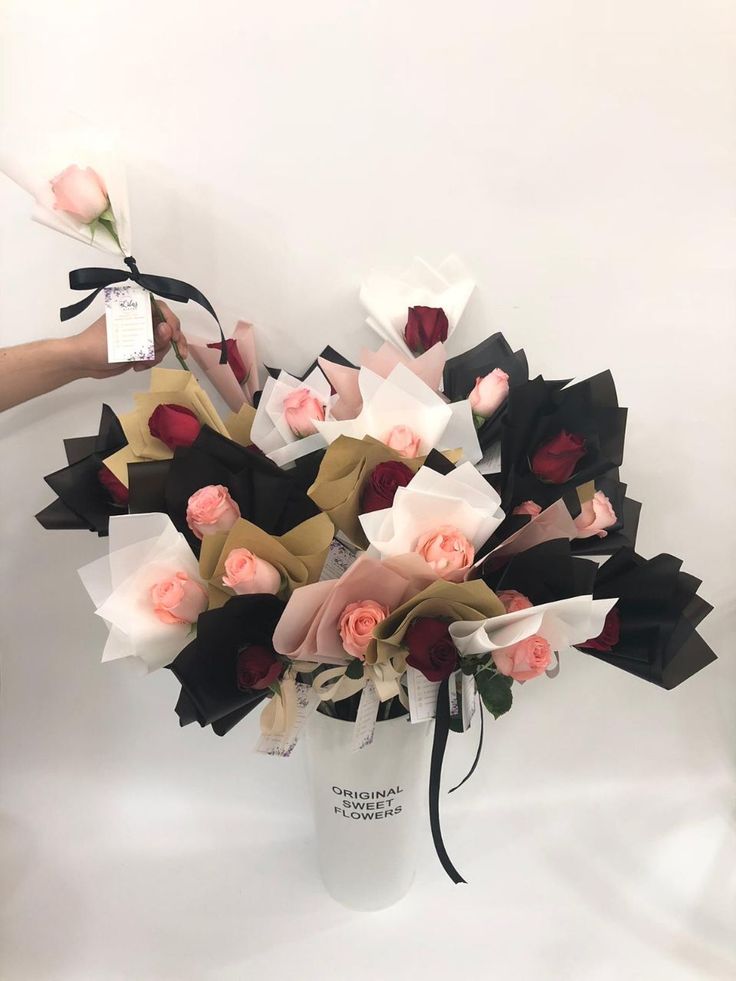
[0,337,85,411]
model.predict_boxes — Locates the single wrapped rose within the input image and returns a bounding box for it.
[574,490,617,539]
[50,164,109,223]
[283,387,326,437]
[186,485,241,540]
[404,306,449,355]
[360,460,414,514]
[492,634,552,681]
[414,525,475,580]
[207,338,248,385]
[97,464,129,507]
[577,607,621,652]
[530,430,587,484]
[469,368,510,418]
[148,403,202,450]
[236,644,283,690]
[338,599,390,659]
[221,548,282,595]
[383,425,421,459]
[404,617,459,682]
[512,500,542,517]
[497,589,533,613]
[151,571,208,625]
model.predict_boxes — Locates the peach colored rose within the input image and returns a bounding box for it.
[512,500,542,518]
[50,165,109,223]
[283,388,325,437]
[338,599,390,658]
[492,634,552,681]
[151,571,207,625]
[497,589,533,613]
[185,485,241,540]
[469,368,510,417]
[221,548,282,595]
[382,425,421,459]
[415,525,475,578]
[574,491,617,539]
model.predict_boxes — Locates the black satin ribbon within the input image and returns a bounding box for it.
[449,694,484,795]
[59,255,227,363]
[429,678,466,884]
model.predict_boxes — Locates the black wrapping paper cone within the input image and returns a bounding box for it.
[480,538,598,605]
[169,594,286,736]
[36,404,128,536]
[443,332,529,448]
[564,470,642,557]
[575,548,716,689]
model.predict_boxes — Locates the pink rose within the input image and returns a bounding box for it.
[383,425,421,459]
[469,368,510,417]
[512,500,542,518]
[221,548,282,595]
[497,589,533,613]
[574,491,617,539]
[185,485,241,540]
[283,388,325,437]
[338,599,390,658]
[493,634,552,681]
[415,525,475,578]
[50,164,109,224]
[150,571,207,626]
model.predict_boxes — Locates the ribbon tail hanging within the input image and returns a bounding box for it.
[428,677,467,884]
[449,692,484,794]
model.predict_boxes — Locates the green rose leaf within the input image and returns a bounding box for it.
[475,670,513,719]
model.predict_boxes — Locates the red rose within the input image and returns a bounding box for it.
[236,645,283,691]
[404,306,449,355]
[148,403,201,450]
[360,461,414,513]
[530,430,586,484]
[578,607,621,653]
[97,465,129,506]
[404,618,459,682]
[207,338,247,385]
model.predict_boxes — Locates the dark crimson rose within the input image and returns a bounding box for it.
[404,617,459,682]
[236,644,283,691]
[530,430,586,484]
[97,465,129,506]
[578,607,621,653]
[404,306,449,355]
[148,403,201,450]
[360,461,414,513]
[207,338,248,385]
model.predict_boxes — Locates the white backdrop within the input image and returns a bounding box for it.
[1,2,735,979]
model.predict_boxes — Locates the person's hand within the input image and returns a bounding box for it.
[70,301,189,379]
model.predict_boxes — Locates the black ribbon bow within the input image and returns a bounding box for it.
[60,255,227,363]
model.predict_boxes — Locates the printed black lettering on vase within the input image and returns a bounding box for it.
[331,786,404,820]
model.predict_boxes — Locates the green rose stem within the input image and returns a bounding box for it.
[150,296,190,372]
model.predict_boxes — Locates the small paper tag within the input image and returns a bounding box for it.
[103,282,155,363]
[407,665,440,723]
[461,673,476,730]
[320,535,359,582]
[351,680,380,752]
[448,672,460,717]
[256,682,318,757]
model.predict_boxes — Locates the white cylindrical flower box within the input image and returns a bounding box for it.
[305,711,434,911]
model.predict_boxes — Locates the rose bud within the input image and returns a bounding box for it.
[492,634,552,681]
[497,589,533,613]
[283,387,326,437]
[415,525,475,578]
[236,644,283,691]
[574,490,617,539]
[186,485,241,540]
[150,571,208,626]
[404,617,459,682]
[148,403,202,451]
[221,548,282,595]
[97,465,129,506]
[469,368,510,418]
[360,461,414,513]
[512,500,542,517]
[382,425,421,459]
[207,338,248,384]
[577,608,621,653]
[530,430,586,484]
[50,164,109,223]
[338,599,390,659]
[404,306,449,355]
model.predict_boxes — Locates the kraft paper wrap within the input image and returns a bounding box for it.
[199,512,334,609]
[308,435,461,549]
[576,480,596,505]
[372,579,504,671]
[224,403,257,447]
